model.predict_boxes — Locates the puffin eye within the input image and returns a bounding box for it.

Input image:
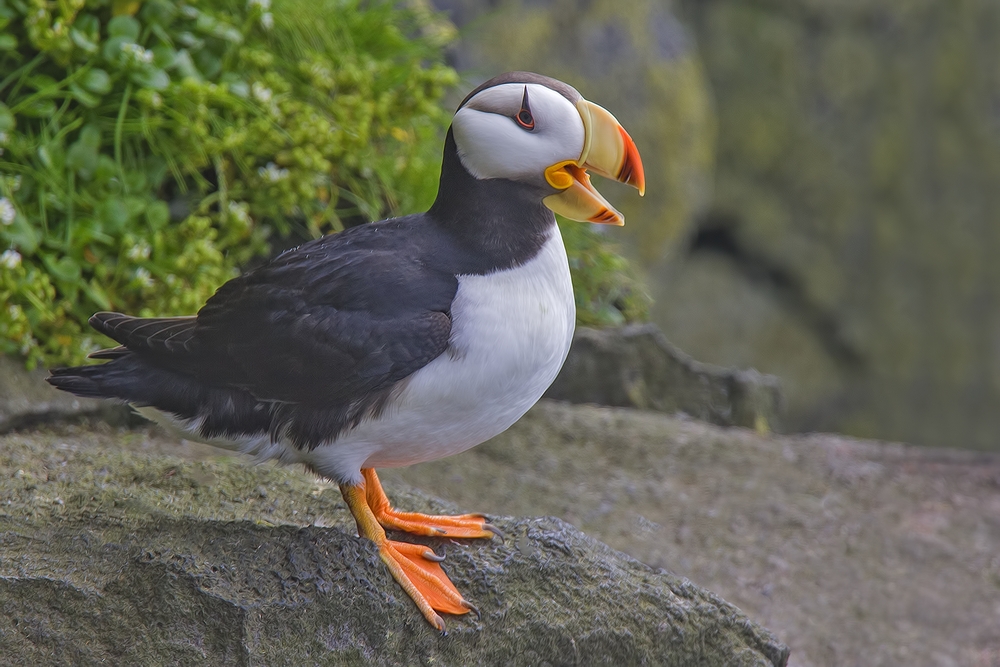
[515,87,535,131]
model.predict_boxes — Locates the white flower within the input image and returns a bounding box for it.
[0,132,8,144]
[0,249,21,269]
[260,12,274,29]
[121,42,154,64]
[247,0,271,10]
[258,162,289,182]
[251,82,272,103]
[228,201,250,223]
[126,240,151,261]
[0,198,15,225]
[133,267,153,287]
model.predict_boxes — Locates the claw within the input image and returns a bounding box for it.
[483,523,505,540]
[462,599,481,619]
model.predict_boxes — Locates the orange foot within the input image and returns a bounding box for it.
[339,469,497,631]
[363,468,502,539]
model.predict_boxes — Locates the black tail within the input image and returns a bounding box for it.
[47,353,190,405]
[47,353,272,439]
[46,311,199,402]
[47,363,128,400]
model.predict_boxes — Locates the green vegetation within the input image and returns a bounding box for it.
[0,0,647,369]
[0,0,456,366]
[560,220,649,327]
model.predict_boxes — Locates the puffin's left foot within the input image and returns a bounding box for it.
[362,468,500,539]
[340,480,475,630]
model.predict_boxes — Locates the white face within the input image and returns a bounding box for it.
[451,83,585,187]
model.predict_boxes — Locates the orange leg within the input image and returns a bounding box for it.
[362,468,501,539]
[340,472,493,631]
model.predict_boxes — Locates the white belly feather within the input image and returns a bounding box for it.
[302,226,576,482]
[145,226,577,484]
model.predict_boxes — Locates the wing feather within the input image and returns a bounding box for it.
[91,220,459,409]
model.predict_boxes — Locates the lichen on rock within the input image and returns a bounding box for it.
[0,425,788,665]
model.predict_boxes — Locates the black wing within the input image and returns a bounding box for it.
[74,219,460,447]
[102,220,458,405]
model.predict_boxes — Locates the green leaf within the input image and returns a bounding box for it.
[102,36,131,64]
[227,80,249,97]
[177,32,204,51]
[4,216,41,254]
[130,68,169,91]
[66,126,102,178]
[83,280,113,311]
[81,68,111,94]
[151,45,177,69]
[0,34,16,50]
[27,74,57,91]
[145,200,169,228]
[67,138,99,177]
[124,170,147,192]
[79,125,101,149]
[99,198,130,232]
[193,51,221,79]
[170,49,201,80]
[194,13,217,34]
[20,99,57,118]
[70,28,98,53]
[94,155,117,182]
[108,15,141,41]
[74,218,116,246]
[76,14,101,36]
[0,104,14,133]
[140,0,179,27]
[216,26,242,43]
[69,83,100,108]
[123,195,147,217]
[36,145,54,169]
[42,254,83,283]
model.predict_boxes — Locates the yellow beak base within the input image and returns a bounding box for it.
[543,164,624,226]
[542,99,645,226]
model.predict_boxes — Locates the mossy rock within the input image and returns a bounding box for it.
[0,425,788,665]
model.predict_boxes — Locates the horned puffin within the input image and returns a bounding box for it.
[47,72,645,630]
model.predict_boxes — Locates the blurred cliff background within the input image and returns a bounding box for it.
[2,0,998,452]
[433,0,1000,451]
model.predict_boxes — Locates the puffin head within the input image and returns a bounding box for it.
[449,72,645,226]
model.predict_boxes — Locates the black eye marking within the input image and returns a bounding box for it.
[516,86,535,130]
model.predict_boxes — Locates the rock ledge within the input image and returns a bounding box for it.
[0,428,788,666]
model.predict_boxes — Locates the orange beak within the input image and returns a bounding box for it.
[542,99,645,226]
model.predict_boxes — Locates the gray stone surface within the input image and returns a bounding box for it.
[0,426,789,666]
[546,325,781,431]
[389,401,1000,667]
[0,355,126,432]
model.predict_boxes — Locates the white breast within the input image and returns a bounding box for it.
[299,224,576,483]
